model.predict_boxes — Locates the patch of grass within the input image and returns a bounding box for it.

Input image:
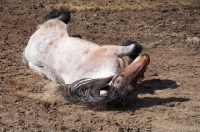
[45,0,198,11]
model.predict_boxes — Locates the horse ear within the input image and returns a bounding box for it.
[60,77,116,103]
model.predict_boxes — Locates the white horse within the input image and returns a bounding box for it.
[23,8,150,105]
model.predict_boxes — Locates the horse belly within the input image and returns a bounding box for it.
[46,38,101,84]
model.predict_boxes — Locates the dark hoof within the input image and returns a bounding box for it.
[122,40,143,63]
[122,40,142,54]
[72,34,82,39]
[45,8,71,24]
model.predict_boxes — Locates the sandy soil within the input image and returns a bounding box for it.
[0,0,200,131]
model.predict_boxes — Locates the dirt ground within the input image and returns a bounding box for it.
[0,0,200,131]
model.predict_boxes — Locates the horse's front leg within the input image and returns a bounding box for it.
[101,40,142,59]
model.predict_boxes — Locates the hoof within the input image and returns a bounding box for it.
[45,8,71,24]
[122,40,142,54]
[122,40,143,62]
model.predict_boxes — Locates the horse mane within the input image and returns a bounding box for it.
[60,76,121,104]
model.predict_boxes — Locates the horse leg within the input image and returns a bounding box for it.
[101,41,142,58]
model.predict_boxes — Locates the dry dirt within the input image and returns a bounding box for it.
[0,0,200,131]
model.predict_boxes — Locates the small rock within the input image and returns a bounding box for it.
[186,37,200,45]
[193,37,200,44]
[149,72,158,76]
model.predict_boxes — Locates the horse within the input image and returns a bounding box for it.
[22,8,150,105]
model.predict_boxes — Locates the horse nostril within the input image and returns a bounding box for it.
[141,53,150,62]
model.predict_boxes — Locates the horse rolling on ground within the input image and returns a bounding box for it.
[22,8,150,106]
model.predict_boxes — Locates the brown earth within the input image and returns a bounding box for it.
[0,0,200,131]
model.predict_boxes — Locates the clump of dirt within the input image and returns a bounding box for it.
[0,0,200,131]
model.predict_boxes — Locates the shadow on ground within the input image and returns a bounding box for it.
[137,78,179,94]
[107,79,190,111]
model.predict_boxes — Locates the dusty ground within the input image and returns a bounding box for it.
[0,0,200,131]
